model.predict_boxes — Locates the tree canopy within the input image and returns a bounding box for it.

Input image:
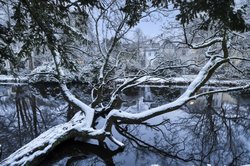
[0,0,248,60]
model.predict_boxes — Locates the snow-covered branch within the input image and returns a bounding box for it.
[98,56,227,133]
[190,84,250,100]
[191,37,223,49]
[96,76,146,116]
[182,23,223,49]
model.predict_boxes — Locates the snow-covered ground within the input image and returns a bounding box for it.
[116,75,250,87]
[0,74,249,87]
[0,75,28,83]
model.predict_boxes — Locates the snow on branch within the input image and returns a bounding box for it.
[182,23,223,49]
[60,83,95,127]
[98,56,227,133]
[50,47,95,127]
[97,76,146,116]
[191,37,223,49]
[190,84,250,100]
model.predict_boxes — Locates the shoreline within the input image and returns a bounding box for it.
[0,75,249,87]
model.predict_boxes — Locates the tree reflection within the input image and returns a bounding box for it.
[15,86,39,141]
[184,92,249,165]
[1,85,250,165]
[38,87,250,165]
[0,85,67,159]
[107,90,250,165]
[39,139,124,166]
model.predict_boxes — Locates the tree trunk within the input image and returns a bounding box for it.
[0,112,95,166]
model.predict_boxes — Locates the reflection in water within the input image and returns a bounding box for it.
[143,86,153,102]
[40,139,124,166]
[1,85,250,165]
[182,93,250,165]
[0,84,67,160]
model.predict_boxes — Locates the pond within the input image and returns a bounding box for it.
[0,84,250,165]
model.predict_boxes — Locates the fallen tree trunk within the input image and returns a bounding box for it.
[0,112,98,166]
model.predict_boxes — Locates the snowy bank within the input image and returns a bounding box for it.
[115,76,250,87]
[0,75,28,83]
[0,74,248,87]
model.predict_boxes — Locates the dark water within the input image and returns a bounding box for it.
[0,84,250,165]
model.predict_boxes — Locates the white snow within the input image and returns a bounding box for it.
[99,57,228,132]
[60,84,95,127]
[0,75,28,83]
[0,111,94,166]
[116,74,249,87]
[192,37,223,49]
